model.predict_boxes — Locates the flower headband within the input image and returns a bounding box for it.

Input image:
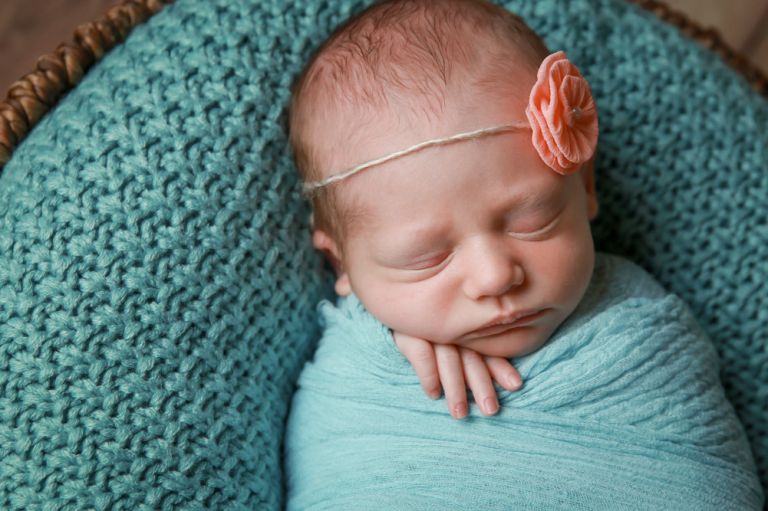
[302,51,598,195]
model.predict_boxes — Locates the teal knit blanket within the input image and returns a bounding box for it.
[1,0,766,508]
[285,254,763,510]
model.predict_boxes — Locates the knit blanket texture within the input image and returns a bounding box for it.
[285,254,763,510]
[0,0,766,508]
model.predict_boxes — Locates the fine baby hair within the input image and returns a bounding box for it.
[0,0,768,511]
[301,50,599,193]
[1,0,767,507]
[287,0,601,419]
[288,0,590,244]
[283,5,763,509]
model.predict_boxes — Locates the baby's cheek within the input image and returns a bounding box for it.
[353,280,424,333]
[547,228,595,309]
[382,284,457,342]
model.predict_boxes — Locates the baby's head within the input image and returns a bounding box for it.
[288,0,599,358]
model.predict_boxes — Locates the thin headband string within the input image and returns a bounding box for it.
[302,122,530,196]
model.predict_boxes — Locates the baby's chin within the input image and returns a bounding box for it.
[453,325,554,359]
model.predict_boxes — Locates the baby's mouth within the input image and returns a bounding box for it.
[462,309,549,340]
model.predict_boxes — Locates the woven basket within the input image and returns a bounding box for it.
[0,0,766,170]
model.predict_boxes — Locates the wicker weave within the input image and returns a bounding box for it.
[1,0,766,507]
[630,0,768,96]
[1,0,766,171]
[0,0,173,169]
[0,0,765,171]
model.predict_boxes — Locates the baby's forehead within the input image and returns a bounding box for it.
[312,76,535,184]
[336,147,569,231]
[301,10,542,161]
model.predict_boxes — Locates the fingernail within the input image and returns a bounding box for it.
[452,402,467,419]
[427,389,441,400]
[508,375,522,390]
[483,397,498,415]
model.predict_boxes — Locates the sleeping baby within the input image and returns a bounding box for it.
[283,0,763,508]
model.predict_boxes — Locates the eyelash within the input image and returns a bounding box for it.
[506,212,562,240]
[402,213,562,271]
[404,253,453,271]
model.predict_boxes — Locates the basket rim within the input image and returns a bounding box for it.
[0,0,765,171]
[0,0,173,170]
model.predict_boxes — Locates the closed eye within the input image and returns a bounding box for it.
[401,252,453,271]
[507,212,562,241]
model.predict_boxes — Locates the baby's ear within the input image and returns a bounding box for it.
[312,230,352,296]
[580,158,599,220]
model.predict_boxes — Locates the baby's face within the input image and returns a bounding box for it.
[315,90,598,358]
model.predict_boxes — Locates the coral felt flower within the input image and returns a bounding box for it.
[525,51,599,175]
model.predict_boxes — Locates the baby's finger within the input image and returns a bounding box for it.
[483,356,523,391]
[393,332,441,399]
[434,343,468,419]
[459,348,499,416]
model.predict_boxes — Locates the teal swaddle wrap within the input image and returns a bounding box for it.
[285,253,763,510]
[1,0,766,506]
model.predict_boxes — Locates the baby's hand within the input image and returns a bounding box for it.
[393,332,523,420]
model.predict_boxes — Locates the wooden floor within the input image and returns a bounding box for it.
[1,0,767,94]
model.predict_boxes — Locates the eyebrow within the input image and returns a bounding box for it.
[390,225,449,257]
[494,188,554,215]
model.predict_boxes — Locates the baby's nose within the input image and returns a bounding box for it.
[462,238,525,300]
